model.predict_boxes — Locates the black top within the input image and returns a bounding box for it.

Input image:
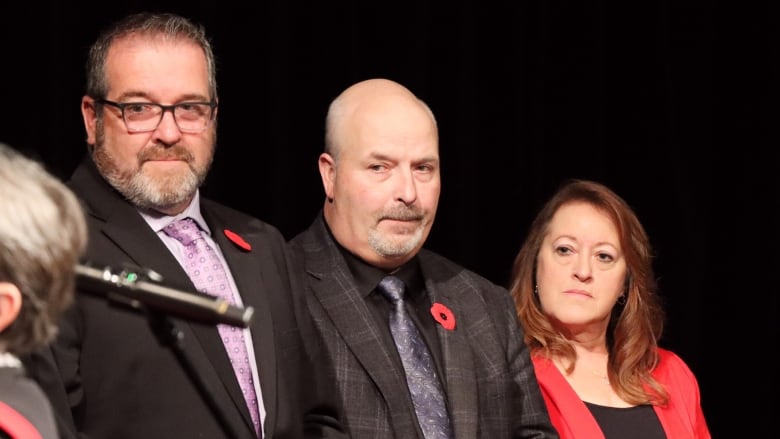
[584,401,667,439]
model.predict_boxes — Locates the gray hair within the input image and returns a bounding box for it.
[0,143,87,355]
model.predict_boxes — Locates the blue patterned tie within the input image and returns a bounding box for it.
[377,275,453,439]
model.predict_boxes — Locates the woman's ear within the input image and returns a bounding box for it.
[0,282,22,332]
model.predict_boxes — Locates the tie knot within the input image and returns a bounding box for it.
[163,217,202,246]
[377,275,406,303]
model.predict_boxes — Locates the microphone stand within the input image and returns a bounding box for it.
[146,310,240,439]
[76,263,249,439]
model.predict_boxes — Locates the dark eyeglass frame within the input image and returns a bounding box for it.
[96,98,218,133]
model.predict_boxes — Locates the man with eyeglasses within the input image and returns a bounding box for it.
[94,100,218,134]
[21,12,346,439]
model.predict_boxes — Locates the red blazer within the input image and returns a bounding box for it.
[533,348,711,439]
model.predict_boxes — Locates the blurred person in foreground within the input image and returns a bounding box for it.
[0,143,87,439]
[20,12,345,439]
[289,77,558,439]
[509,178,711,438]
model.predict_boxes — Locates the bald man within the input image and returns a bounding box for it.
[289,78,558,439]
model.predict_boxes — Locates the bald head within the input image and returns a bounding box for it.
[318,78,441,270]
[325,78,437,160]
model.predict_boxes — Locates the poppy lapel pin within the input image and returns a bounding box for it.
[224,229,251,251]
[430,302,456,331]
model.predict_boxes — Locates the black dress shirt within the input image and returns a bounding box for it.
[328,231,447,391]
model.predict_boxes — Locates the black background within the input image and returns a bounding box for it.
[1,1,776,437]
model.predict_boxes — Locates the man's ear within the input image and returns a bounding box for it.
[82,95,99,146]
[0,282,22,332]
[318,152,336,202]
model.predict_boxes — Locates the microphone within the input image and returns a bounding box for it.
[75,263,254,328]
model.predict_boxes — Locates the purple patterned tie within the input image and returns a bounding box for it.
[163,218,261,436]
[377,275,453,439]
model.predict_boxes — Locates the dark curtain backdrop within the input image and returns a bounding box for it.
[1,1,776,437]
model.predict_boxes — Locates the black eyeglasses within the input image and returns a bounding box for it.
[96,99,217,133]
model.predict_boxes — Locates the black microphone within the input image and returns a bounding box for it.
[75,263,254,328]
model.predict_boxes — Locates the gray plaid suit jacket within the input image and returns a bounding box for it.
[290,214,559,439]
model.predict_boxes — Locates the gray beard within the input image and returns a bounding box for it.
[103,164,202,211]
[366,205,428,257]
[92,123,212,212]
[367,225,424,257]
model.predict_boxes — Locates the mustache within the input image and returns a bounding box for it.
[378,206,425,222]
[138,145,194,163]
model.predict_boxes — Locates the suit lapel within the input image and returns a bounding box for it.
[101,219,184,282]
[202,207,276,434]
[419,254,478,439]
[313,273,406,394]
[302,217,420,433]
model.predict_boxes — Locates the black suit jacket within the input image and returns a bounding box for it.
[289,214,559,439]
[23,159,346,439]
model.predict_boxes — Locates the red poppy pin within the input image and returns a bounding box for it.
[430,302,456,331]
[224,229,251,251]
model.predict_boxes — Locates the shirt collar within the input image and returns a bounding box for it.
[0,352,22,369]
[139,191,210,236]
[325,222,422,298]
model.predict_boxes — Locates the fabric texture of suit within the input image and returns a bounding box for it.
[22,158,346,439]
[289,214,559,439]
[533,348,711,439]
